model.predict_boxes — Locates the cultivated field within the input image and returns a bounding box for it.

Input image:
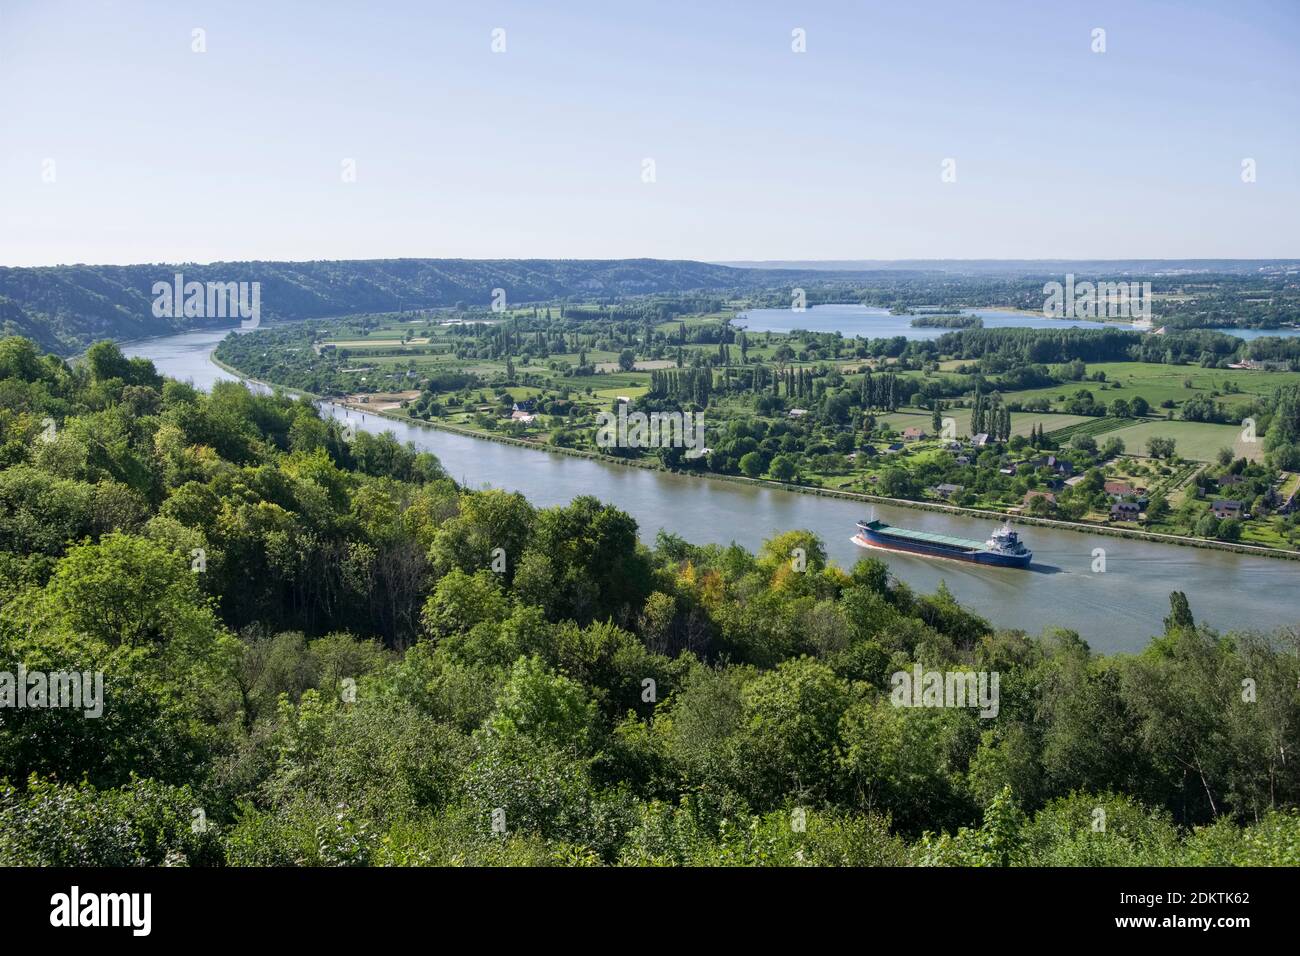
[879,409,1093,438]
[1006,361,1300,412]
[1103,419,1263,462]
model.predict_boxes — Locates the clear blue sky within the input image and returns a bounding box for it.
[2,0,1297,265]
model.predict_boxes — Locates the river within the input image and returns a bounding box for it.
[122,329,1298,653]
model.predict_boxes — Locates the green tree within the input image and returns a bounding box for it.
[768,455,797,482]
[739,451,765,478]
[488,655,597,753]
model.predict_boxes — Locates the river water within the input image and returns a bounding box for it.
[735,305,1142,338]
[122,329,1298,653]
[735,304,1300,340]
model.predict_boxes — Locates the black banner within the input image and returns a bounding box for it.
[0,866,1281,942]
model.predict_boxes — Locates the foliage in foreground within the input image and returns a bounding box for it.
[0,336,1297,866]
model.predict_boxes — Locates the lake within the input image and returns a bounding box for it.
[734,304,1300,341]
[122,328,1299,654]
[734,305,1141,338]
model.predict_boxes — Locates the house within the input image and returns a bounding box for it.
[944,441,963,452]
[1104,480,1135,499]
[1034,455,1075,476]
[901,426,927,441]
[513,398,537,413]
[954,455,971,466]
[1023,490,1056,508]
[1110,502,1142,521]
[1064,474,1088,488]
[1212,499,1245,519]
[934,483,964,499]
[788,408,808,418]
[970,433,990,448]
[510,409,536,423]
[999,465,1017,476]
[1217,474,1244,487]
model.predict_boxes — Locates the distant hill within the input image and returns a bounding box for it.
[0,258,844,354]
[720,259,1300,275]
[9,257,1297,355]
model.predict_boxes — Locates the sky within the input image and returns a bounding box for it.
[1,0,1298,266]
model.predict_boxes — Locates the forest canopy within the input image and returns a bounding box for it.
[0,334,1297,867]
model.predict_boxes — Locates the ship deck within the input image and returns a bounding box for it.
[861,521,985,551]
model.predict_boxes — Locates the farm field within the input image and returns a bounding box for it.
[1103,419,1262,462]
[879,408,1093,438]
[593,385,650,400]
[1004,361,1300,412]
[329,337,431,347]
[594,359,678,372]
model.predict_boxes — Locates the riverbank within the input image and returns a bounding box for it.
[213,354,1300,562]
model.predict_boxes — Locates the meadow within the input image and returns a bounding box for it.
[1005,361,1300,412]
[878,409,1092,439]
[1104,419,1263,463]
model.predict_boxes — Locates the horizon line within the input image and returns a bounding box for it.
[5,255,1300,271]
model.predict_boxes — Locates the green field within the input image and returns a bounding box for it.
[1005,361,1300,412]
[1102,419,1263,462]
[879,407,1264,462]
[593,385,650,400]
[879,409,1092,439]
[1043,417,1136,442]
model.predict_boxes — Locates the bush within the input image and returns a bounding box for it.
[0,776,224,867]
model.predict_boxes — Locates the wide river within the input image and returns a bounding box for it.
[123,329,1298,653]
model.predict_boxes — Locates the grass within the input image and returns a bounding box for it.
[1005,361,1300,412]
[1045,417,1136,442]
[593,385,649,400]
[878,408,1092,438]
[1278,471,1300,501]
[1102,419,1263,462]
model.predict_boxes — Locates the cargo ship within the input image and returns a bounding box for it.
[852,518,1033,568]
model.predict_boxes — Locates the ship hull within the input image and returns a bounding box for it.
[852,528,1032,569]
